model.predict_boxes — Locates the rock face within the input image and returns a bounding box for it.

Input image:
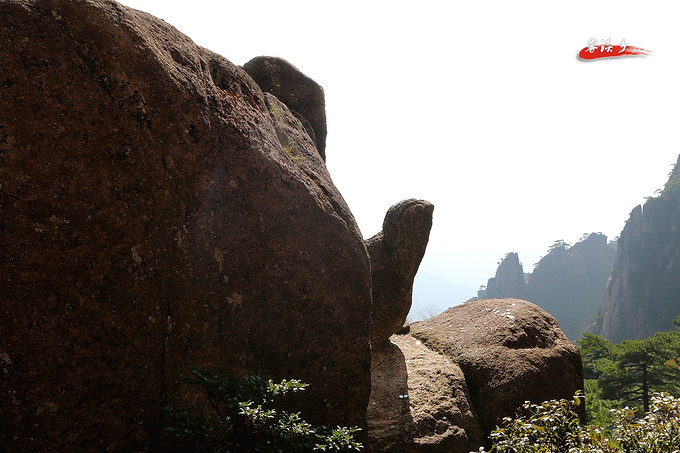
[367,199,434,348]
[479,234,616,341]
[0,1,371,451]
[410,299,585,446]
[243,56,327,161]
[598,155,680,342]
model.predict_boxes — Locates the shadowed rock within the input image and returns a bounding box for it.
[0,1,370,450]
[367,334,484,453]
[243,56,327,161]
[367,199,434,348]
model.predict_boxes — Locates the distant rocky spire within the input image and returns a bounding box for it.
[479,252,526,300]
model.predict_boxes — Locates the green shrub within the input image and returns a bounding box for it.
[583,379,619,428]
[474,392,680,453]
[612,393,680,452]
[477,391,607,452]
[164,367,363,452]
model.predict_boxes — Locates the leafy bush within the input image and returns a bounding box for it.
[164,367,363,452]
[474,392,680,453]
[476,391,607,452]
[612,393,680,452]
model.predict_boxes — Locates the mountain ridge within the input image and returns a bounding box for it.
[479,234,616,340]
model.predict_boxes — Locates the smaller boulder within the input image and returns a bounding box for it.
[367,200,434,348]
[410,298,585,444]
[367,334,483,453]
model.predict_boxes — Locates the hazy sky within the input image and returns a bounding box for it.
[119,0,680,300]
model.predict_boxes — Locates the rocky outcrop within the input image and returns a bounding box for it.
[410,299,585,447]
[598,155,680,342]
[367,199,434,348]
[243,56,327,160]
[480,252,526,300]
[479,234,616,341]
[0,1,371,451]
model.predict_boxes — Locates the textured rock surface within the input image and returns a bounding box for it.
[367,334,484,453]
[243,56,327,160]
[410,299,585,445]
[367,199,434,348]
[598,158,680,341]
[367,340,414,452]
[0,1,371,450]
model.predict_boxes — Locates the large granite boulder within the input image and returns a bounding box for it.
[368,199,434,348]
[410,299,585,446]
[0,1,371,451]
[243,56,327,161]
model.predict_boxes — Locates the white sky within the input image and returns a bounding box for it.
[119,0,680,295]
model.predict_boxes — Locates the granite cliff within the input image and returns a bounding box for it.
[598,155,680,342]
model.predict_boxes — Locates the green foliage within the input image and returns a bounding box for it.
[583,379,619,427]
[164,367,363,452]
[284,143,303,164]
[475,392,619,452]
[659,170,680,198]
[269,104,281,116]
[647,163,680,200]
[577,324,680,415]
[579,333,615,379]
[548,239,571,252]
[475,321,680,451]
[483,392,593,452]
[475,392,680,452]
[612,393,680,452]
